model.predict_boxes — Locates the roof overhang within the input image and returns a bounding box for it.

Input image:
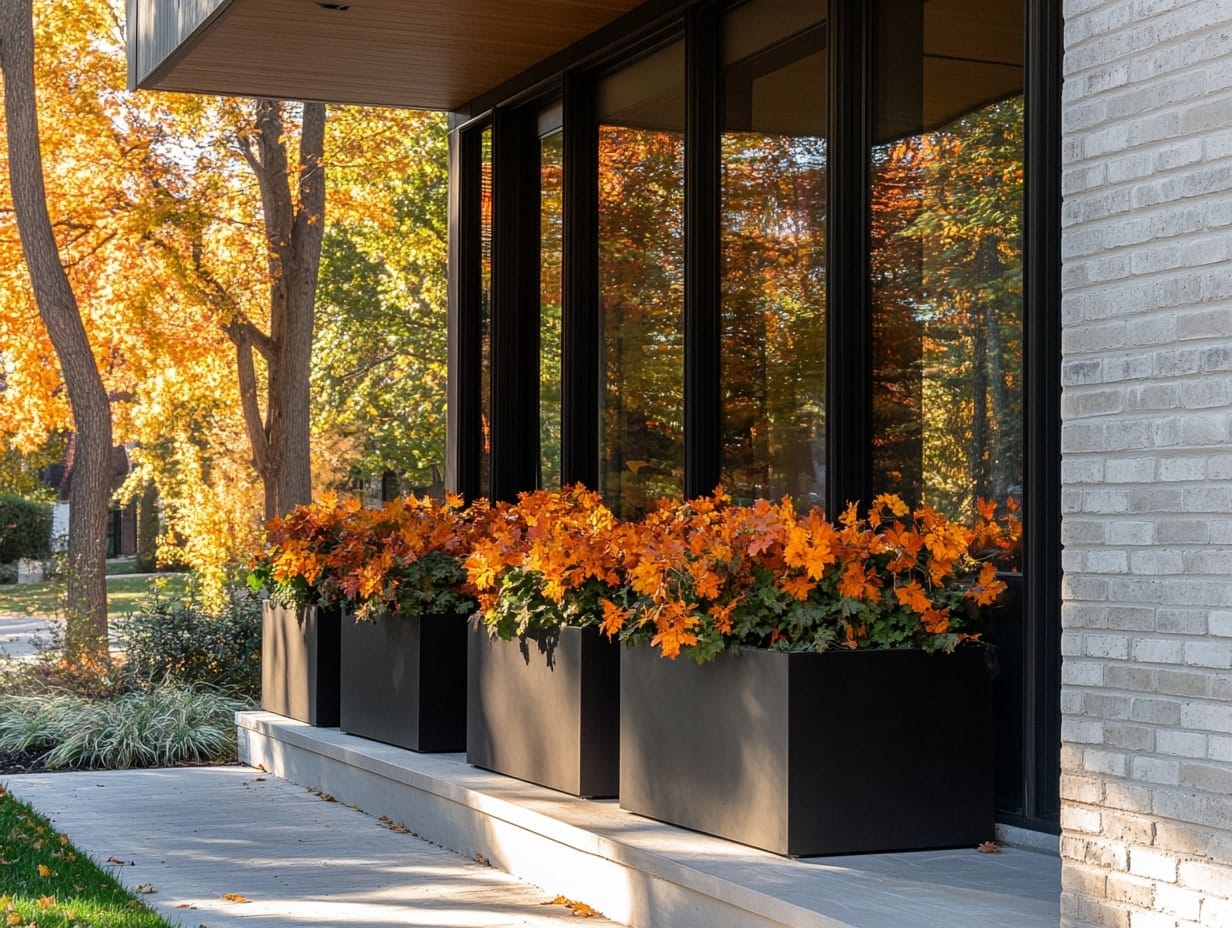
[128,0,648,110]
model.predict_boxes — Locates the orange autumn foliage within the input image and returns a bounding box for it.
[252,493,485,621]
[612,489,1017,662]
[256,485,1018,663]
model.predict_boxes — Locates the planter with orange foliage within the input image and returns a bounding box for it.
[463,487,627,796]
[620,645,994,855]
[252,494,481,747]
[341,610,469,751]
[251,498,356,726]
[609,492,1018,856]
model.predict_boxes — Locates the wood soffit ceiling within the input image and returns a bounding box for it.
[149,0,649,111]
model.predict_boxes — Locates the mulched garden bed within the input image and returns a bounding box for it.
[0,750,50,774]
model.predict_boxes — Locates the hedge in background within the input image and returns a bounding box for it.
[0,495,51,564]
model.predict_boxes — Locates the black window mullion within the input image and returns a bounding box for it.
[684,4,721,500]
[446,117,483,502]
[1023,0,1063,830]
[561,71,600,488]
[489,107,542,502]
[825,0,871,516]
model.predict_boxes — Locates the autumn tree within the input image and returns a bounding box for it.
[0,0,259,609]
[120,97,449,594]
[231,99,324,521]
[0,0,113,657]
[0,0,454,607]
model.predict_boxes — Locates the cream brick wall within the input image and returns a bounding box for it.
[1061,1,1232,926]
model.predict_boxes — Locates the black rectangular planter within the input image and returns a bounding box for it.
[339,611,469,752]
[261,602,340,727]
[619,646,994,857]
[467,625,619,797]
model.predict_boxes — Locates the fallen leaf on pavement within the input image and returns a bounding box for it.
[222,893,250,903]
[543,894,603,918]
[977,841,1001,853]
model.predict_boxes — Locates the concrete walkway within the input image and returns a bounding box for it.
[0,615,58,658]
[4,766,622,928]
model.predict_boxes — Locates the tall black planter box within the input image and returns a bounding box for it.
[620,646,994,857]
[261,602,340,727]
[467,625,619,797]
[339,612,468,752]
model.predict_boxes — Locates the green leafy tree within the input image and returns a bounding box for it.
[311,114,450,496]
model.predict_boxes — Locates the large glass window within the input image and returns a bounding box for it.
[720,0,828,508]
[870,0,1024,519]
[598,42,686,516]
[539,124,563,489]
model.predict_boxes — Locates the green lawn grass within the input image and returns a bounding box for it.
[0,574,191,622]
[0,785,173,927]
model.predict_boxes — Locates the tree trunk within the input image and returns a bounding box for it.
[233,100,325,521]
[135,481,159,573]
[0,0,112,661]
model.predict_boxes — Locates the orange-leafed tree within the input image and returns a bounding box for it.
[0,0,116,657]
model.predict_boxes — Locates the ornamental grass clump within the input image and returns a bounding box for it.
[601,489,1020,662]
[464,485,635,640]
[252,493,484,621]
[0,685,246,769]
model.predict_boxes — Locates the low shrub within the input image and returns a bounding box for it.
[115,583,262,697]
[0,685,247,769]
[0,495,52,564]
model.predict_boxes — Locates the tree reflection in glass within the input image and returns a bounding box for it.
[479,126,493,499]
[871,0,1024,520]
[598,42,686,516]
[721,0,828,509]
[540,129,563,489]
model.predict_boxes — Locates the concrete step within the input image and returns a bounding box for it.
[238,711,1060,928]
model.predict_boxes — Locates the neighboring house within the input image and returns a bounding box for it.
[45,439,137,557]
[128,1,1231,925]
